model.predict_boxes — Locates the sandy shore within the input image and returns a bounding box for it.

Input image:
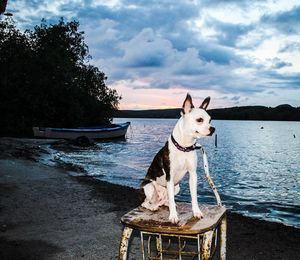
[0,139,299,259]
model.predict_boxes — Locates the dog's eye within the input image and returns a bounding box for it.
[196,118,203,123]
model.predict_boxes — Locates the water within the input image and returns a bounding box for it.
[45,118,300,228]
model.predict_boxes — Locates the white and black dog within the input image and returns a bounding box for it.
[140,94,215,224]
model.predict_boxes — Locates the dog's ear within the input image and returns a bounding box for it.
[182,93,194,114]
[200,96,210,110]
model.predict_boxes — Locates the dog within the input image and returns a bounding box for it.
[140,94,215,224]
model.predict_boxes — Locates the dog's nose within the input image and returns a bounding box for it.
[208,127,215,136]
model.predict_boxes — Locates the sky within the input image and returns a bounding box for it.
[5,0,300,109]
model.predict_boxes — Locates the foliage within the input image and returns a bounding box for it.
[0,18,121,136]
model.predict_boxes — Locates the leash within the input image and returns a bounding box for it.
[197,145,222,207]
[171,135,222,207]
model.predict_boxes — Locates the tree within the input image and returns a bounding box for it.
[0,18,33,135]
[0,18,121,136]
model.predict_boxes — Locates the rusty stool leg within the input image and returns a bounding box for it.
[201,230,214,260]
[119,226,133,260]
[220,215,227,260]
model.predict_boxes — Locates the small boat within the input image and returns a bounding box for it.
[32,122,130,140]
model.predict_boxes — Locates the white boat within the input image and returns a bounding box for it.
[32,122,130,140]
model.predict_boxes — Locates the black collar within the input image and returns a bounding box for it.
[171,135,201,152]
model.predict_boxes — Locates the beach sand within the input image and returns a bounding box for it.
[0,138,299,259]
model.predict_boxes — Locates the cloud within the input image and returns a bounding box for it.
[261,6,300,34]
[200,43,244,65]
[8,0,300,107]
[84,19,123,59]
[119,28,173,68]
[89,24,252,94]
[268,58,292,69]
[256,70,300,90]
[266,90,277,96]
[172,48,206,75]
[204,17,254,47]
[231,96,241,101]
[279,42,300,53]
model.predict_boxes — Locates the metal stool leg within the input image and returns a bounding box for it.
[201,230,214,260]
[220,215,227,260]
[119,226,133,260]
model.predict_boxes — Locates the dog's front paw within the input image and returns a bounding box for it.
[169,213,179,224]
[193,208,204,219]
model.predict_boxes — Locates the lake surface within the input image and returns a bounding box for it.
[46,118,300,228]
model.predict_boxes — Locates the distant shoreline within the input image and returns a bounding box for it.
[114,104,300,121]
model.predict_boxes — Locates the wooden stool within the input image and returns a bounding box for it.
[119,202,226,260]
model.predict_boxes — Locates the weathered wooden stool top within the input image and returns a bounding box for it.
[121,202,226,235]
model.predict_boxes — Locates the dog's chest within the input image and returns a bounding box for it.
[169,144,197,184]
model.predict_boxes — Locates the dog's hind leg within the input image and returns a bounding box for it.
[153,182,169,207]
[141,183,159,211]
[152,181,166,202]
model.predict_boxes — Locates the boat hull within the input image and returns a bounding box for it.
[32,122,130,140]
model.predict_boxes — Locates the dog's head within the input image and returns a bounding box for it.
[181,93,215,138]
